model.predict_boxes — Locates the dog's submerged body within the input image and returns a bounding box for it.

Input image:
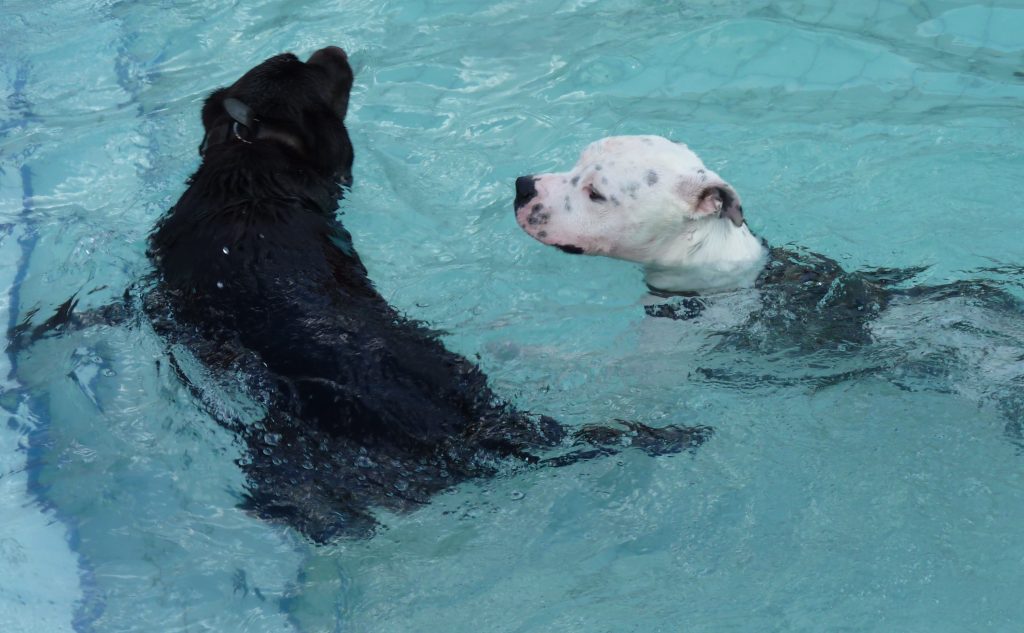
[514,136,1022,353]
[145,55,706,542]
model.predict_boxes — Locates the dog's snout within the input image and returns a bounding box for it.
[310,46,348,63]
[514,176,538,210]
[322,46,347,59]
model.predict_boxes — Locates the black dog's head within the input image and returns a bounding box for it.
[199,46,354,183]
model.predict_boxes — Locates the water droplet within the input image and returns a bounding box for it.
[258,233,265,239]
[509,490,525,501]
[222,246,230,255]
[394,480,409,492]
[101,369,116,377]
[356,455,374,468]
[216,281,224,289]
[263,432,281,446]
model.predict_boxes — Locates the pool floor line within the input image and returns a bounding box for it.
[2,59,106,633]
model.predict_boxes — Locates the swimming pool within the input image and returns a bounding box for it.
[3,0,1023,630]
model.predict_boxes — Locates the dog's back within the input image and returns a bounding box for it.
[146,49,551,539]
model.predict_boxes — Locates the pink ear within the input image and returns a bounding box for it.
[696,188,724,215]
[697,186,745,226]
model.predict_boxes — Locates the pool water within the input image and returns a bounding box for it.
[3,1,1024,631]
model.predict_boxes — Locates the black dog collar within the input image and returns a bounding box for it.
[199,97,304,157]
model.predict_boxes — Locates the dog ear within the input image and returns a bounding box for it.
[697,186,745,227]
[200,88,229,131]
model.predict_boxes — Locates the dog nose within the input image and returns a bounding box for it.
[514,176,537,210]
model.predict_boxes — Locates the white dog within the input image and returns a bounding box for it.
[513,135,1022,357]
[513,135,768,295]
[512,136,1024,441]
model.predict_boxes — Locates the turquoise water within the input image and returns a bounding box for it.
[3,1,1024,631]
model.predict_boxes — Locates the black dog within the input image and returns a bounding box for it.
[136,48,710,542]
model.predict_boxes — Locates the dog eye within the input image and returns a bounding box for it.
[586,186,606,202]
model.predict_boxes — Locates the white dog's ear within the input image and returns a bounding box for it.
[696,185,745,227]
[696,187,725,215]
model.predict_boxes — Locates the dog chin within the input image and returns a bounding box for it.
[522,225,587,255]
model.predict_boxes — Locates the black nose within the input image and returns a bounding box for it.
[514,175,537,210]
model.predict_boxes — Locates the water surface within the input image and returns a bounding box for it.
[2,1,1023,631]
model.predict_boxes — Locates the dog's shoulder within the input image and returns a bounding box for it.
[643,245,906,348]
[757,246,843,288]
[757,245,913,315]
[750,246,903,348]
[643,292,708,321]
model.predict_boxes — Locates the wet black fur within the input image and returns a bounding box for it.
[643,246,1024,443]
[647,245,1021,352]
[144,49,708,542]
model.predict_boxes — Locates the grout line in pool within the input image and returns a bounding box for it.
[2,60,105,633]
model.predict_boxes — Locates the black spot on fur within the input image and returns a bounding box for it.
[527,203,548,226]
[571,175,580,186]
[646,170,658,186]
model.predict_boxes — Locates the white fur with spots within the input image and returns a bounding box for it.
[514,135,768,293]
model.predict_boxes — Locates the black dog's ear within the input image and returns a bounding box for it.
[200,88,229,132]
[198,88,228,157]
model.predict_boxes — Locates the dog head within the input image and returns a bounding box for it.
[199,46,354,183]
[513,135,746,263]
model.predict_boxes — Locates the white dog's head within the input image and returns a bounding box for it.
[514,135,767,293]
